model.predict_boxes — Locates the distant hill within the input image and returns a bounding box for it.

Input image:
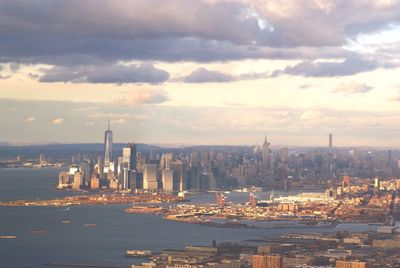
[0,143,162,159]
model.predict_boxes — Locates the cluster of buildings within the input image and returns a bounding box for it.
[56,124,400,202]
[162,184,400,225]
[0,154,63,169]
[57,123,191,192]
[128,227,400,268]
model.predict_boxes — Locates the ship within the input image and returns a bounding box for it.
[126,250,152,257]
[0,235,16,239]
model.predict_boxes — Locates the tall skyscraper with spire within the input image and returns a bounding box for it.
[262,135,271,169]
[103,120,113,173]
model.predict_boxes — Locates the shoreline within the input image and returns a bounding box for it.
[0,193,188,207]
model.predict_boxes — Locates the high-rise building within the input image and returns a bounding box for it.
[143,164,158,190]
[199,172,217,191]
[103,120,113,174]
[162,169,173,192]
[97,156,103,177]
[170,161,185,191]
[122,167,129,190]
[262,136,271,169]
[128,143,137,171]
[374,177,380,192]
[329,133,333,149]
[200,151,210,169]
[122,143,137,170]
[72,172,84,190]
[252,255,282,268]
[80,159,93,187]
[279,147,289,163]
[160,153,173,170]
[57,171,69,189]
[136,152,145,172]
[39,154,45,163]
[252,255,267,268]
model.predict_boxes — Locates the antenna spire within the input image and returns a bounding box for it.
[107,119,110,131]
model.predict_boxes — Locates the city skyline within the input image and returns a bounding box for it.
[2,1,400,146]
[2,2,400,268]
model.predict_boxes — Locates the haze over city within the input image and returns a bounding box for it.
[1,1,400,146]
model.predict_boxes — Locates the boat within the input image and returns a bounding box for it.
[61,220,71,224]
[63,206,70,211]
[29,230,45,235]
[126,250,152,257]
[84,224,96,227]
[0,235,16,239]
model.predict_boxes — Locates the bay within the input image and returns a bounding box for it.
[0,168,380,268]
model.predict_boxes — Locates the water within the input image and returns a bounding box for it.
[0,168,79,201]
[0,168,379,268]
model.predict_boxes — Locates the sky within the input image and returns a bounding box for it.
[1,0,400,146]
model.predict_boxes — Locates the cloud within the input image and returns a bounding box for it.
[272,56,379,77]
[179,67,270,83]
[388,90,400,102]
[39,63,169,84]
[298,84,314,90]
[0,0,399,66]
[52,118,64,125]
[27,72,40,79]
[3,98,400,146]
[300,109,323,121]
[114,88,170,105]
[111,118,127,124]
[332,82,373,94]
[84,121,94,126]
[182,68,234,83]
[25,117,35,123]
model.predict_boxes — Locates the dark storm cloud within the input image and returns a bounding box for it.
[39,63,169,84]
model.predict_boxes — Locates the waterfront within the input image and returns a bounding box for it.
[0,168,383,268]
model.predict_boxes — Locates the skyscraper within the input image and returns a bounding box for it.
[103,120,113,173]
[126,143,137,171]
[170,160,185,191]
[162,169,173,192]
[329,133,333,149]
[121,143,137,190]
[262,135,271,169]
[143,164,158,190]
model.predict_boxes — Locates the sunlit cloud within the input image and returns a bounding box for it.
[25,117,35,123]
[332,82,373,95]
[113,88,170,106]
[52,118,64,125]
